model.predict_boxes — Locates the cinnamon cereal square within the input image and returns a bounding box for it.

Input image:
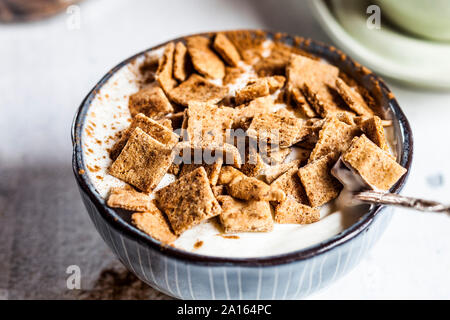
[360,116,390,152]
[173,41,191,82]
[168,74,228,107]
[290,87,317,118]
[110,113,179,160]
[156,167,221,235]
[271,167,309,204]
[235,79,270,105]
[179,159,223,186]
[298,154,342,207]
[217,195,273,233]
[107,185,151,212]
[213,33,241,67]
[342,135,406,190]
[247,112,303,148]
[186,36,225,79]
[156,42,177,93]
[132,201,177,244]
[308,116,361,162]
[109,128,174,193]
[128,86,174,118]
[335,78,374,117]
[275,198,320,224]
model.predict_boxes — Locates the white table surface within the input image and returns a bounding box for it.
[1,0,449,300]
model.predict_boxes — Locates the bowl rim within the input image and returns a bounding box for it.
[72,29,413,267]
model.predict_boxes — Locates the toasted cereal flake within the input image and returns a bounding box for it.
[128,86,174,118]
[335,78,374,117]
[213,33,241,67]
[240,147,264,177]
[342,135,406,190]
[290,87,317,118]
[107,185,151,212]
[132,201,178,243]
[247,112,304,148]
[227,175,285,202]
[262,146,291,165]
[218,166,245,184]
[298,154,341,207]
[266,76,286,93]
[235,79,270,105]
[156,167,221,235]
[156,42,177,93]
[109,128,174,193]
[287,54,352,117]
[173,41,192,82]
[167,163,181,175]
[275,197,320,224]
[186,36,225,79]
[217,195,273,233]
[308,116,361,163]
[109,113,179,160]
[294,118,325,149]
[264,159,301,184]
[168,74,228,107]
[179,159,223,186]
[271,167,308,204]
[184,102,234,144]
[360,116,390,153]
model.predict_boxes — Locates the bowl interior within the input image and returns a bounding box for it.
[72,30,413,266]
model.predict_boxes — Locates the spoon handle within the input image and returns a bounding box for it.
[355,191,450,215]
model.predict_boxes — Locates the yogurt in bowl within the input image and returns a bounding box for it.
[72,30,412,299]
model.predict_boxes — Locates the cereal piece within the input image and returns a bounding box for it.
[179,159,223,186]
[156,42,177,93]
[168,74,228,107]
[107,185,151,212]
[335,112,356,125]
[175,141,242,168]
[219,166,285,201]
[271,167,308,204]
[234,96,274,130]
[235,79,270,105]
[156,167,221,235]
[213,33,241,67]
[217,195,273,233]
[360,116,390,152]
[264,159,301,184]
[342,135,406,190]
[109,128,174,193]
[186,36,225,79]
[335,78,373,117]
[184,102,234,144]
[290,87,316,118]
[247,112,304,148]
[173,41,192,82]
[298,155,341,207]
[128,86,174,118]
[275,198,320,224]
[110,113,179,160]
[132,201,178,244]
[308,116,361,162]
[287,54,352,117]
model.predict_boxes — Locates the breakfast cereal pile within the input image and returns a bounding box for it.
[103,31,406,244]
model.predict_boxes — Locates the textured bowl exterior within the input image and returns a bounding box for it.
[72,30,413,300]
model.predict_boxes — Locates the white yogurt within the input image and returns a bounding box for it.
[82,44,393,258]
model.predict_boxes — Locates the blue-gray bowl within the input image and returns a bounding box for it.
[72,30,413,300]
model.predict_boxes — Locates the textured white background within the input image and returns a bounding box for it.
[0,0,449,299]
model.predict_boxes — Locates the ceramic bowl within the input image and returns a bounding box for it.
[72,30,413,300]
